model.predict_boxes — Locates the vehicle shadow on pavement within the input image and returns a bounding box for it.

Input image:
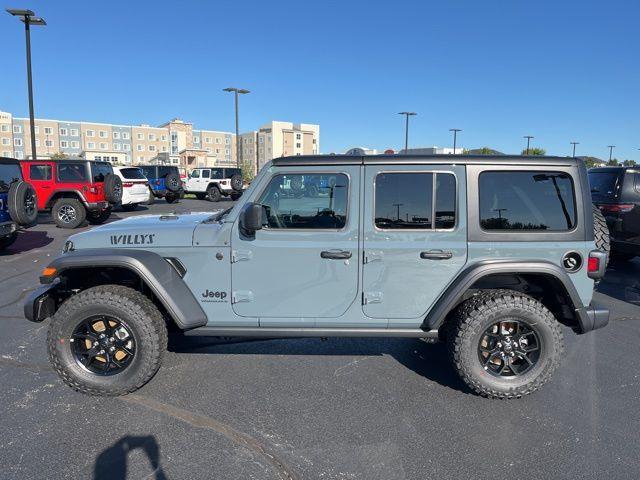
[597,260,640,306]
[0,229,53,255]
[94,435,167,480]
[169,335,471,395]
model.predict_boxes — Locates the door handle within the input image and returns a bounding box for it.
[321,250,352,260]
[420,250,453,260]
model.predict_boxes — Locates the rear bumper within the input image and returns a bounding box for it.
[86,201,110,210]
[575,302,610,333]
[0,221,17,238]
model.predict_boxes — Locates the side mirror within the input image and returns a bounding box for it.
[239,202,265,236]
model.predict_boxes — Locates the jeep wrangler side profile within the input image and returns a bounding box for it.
[20,159,122,229]
[184,167,244,202]
[25,155,610,399]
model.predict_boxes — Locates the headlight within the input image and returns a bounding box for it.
[62,240,74,253]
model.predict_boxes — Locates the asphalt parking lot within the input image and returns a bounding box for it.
[1,198,639,480]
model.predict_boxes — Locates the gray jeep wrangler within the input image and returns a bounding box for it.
[25,155,610,399]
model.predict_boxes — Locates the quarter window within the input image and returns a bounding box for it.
[258,173,349,229]
[30,164,52,180]
[58,163,88,182]
[479,171,576,231]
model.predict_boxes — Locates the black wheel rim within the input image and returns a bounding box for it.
[58,205,77,223]
[25,192,36,217]
[477,319,541,377]
[70,315,136,375]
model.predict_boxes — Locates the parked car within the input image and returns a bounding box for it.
[589,166,640,261]
[0,157,38,249]
[184,167,243,201]
[26,154,609,399]
[20,159,122,229]
[138,165,183,203]
[113,166,150,211]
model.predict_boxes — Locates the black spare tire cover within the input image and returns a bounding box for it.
[8,180,38,226]
[165,172,181,192]
[103,173,123,203]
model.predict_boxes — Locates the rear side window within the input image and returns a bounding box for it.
[210,169,223,179]
[588,171,621,197]
[119,168,145,180]
[224,168,241,178]
[158,166,177,178]
[30,164,52,180]
[374,172,457,230]
[201,170,211,178]
[480,171,576,231]
[0,163,21,192]
[91,162,113,183]
[58,163,88,183]
[140,166,156,178]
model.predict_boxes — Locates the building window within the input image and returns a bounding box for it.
[259,137,264,143]
[0,124,8,132]
[45,140,54,147]
[137,144,144,151]
[149,145,156,152]
[86,130,95,137]
[99,142,107,150]
[296,133,301,140]
[148,133,156,141]
[59,128,68,136]
[60,140,69,148]
[95,156,102,161]
[225,138,230,145]
[215,148,220,154]
[137,133,143,140]
[296,143,301,148]
[1,138,8,146]
[138,155,144,162]
[87,142,96,149]
[215,138,221,144]
[111,156,118,163]
[14,138,23,147]
[2,151,11,157]
[312,139,317,144]
[113,143,121,150]
[225,148,230,155]
[99,130,107,138]
[123,144,131,151]
[70,128,79,136]
[161,146,167,152]
[71,141,79,148]
[44,127,53,135]
[34,126,40,134]
[35,139,40,147]
[122,132,130,140]
[161,134,167,141]
[113,131,120,139]
[15,151,24,159]
[13,125,22,134]
[193,136,200,143]
[205,137,211,143]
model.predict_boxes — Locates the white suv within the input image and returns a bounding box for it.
[113,166,151,211]
[184,167,244,202]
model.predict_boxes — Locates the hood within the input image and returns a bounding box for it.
[69,211,220,250]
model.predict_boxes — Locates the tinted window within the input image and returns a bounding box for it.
[0,163,21,192]
[258,173,348,229]
[201,169,211,179]
[588,170,621,198]
[91,162,113,183]
[224,168,241,178]
[58,163,88,183]
[210,169,223,179]
[375,173,433,229]
[480,171,576,231]
[158,166,178,177]
[435,173,456,229]
[139,166,156,178]
[30,164,52,181]
[119,168,146,180]
[190,169,200,178]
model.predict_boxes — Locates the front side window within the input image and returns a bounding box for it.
[190,169,200,178]
[258,173,349,229]
[58,163,88,183]
[480,171,576,231]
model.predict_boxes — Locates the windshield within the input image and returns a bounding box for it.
[0,163,21,193]
[589,170,621,198]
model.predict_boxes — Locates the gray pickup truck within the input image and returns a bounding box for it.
[25,154,610,399]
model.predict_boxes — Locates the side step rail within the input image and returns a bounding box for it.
[184,327,439,339]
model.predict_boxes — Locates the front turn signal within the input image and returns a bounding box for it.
[40,267,58,284]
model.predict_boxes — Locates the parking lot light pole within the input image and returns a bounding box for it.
[449,128,461,154]
[523,135,534,155]
[398,112,416,153]
[570,142,579,158]
[6,9,46,160]
[608,145,616,163]
[223,87,250,169]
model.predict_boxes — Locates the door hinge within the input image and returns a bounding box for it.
[231,249,253,263]
[362,291,383,305]
[363,250,384,264]
[232,290,254,304]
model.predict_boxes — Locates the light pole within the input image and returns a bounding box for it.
[223,87,250,169]
[523,135,534,155]
[608,145,616,163]
[398,112,416,153]
[6,9,46,160]
[570,142,579,158]
[449,128,461,154]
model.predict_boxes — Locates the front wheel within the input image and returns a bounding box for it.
[52,198,86,229]
[47,285,167,396]
[448,290,564,399]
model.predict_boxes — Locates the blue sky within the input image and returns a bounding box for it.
[1,0,638,159]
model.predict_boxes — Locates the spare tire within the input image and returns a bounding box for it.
[165,172,181,192]
[230,174,243,192]
[593,204,610,266]
[103,174,123,204]
[8,181,38,226]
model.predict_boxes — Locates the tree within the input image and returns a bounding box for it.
[51,152,67,160]
[521,147,546,156]
[607,158,619,166]
[580,156,605,168]
[622,159,637,166]
[241,158,256,183]
[465,147,504,155]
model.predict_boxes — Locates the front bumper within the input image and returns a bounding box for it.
[575,302,610,333]
[24,283,56,322]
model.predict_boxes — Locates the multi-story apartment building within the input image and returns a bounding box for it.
[0,111,320,173]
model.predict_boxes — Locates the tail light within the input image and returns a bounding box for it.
[598,204,634,214]
[587,250,607,280]
[122,182,134,188]
[155,180,161,185]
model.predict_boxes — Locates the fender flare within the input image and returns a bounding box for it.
[45,190,88,209]
[423,260,593,333]
[35,248,207,330]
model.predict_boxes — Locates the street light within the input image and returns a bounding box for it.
[223,87,250,169]
[449,128,461,154]
[7,9,46,160]
[523,135,534,155]
[570,142,579,158]
[398,112,416,153]
[607,145,616,163]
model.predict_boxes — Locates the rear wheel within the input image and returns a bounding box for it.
[165,194,179,204]
[52,198,86,229]
[47,285,167,396]
[87,209,111,225]
[208,185,221,202]
[0,233,18,250]
[103,174,123,204]
[448,290,564,399]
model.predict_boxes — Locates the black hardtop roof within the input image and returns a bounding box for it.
[589,166,638,172]
[272,154,580,167]
[0,157,19,164]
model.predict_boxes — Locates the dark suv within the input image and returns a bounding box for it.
[0,157,38,249]
[589,166,640,261]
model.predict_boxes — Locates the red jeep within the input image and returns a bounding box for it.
[20,160,122,229]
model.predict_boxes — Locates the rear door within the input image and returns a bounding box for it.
[362,165,468,323]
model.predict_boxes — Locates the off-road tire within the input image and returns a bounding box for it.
[8,180,38,226]
[593,204,610,266]
[195,192,207,200]
[87,209,112,225]
[103,174,123,204]
[230,174,243,192]
[121,204,138,212]
[448,289,564,399]
[0,232,18,250]
[165,194,179,204]
[208,185,221,202]
[47,285,167,396]
[52,197,86,229]
[165,172,181,193]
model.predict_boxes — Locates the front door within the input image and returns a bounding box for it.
[231,166,360,324]
[362,165,468,324]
